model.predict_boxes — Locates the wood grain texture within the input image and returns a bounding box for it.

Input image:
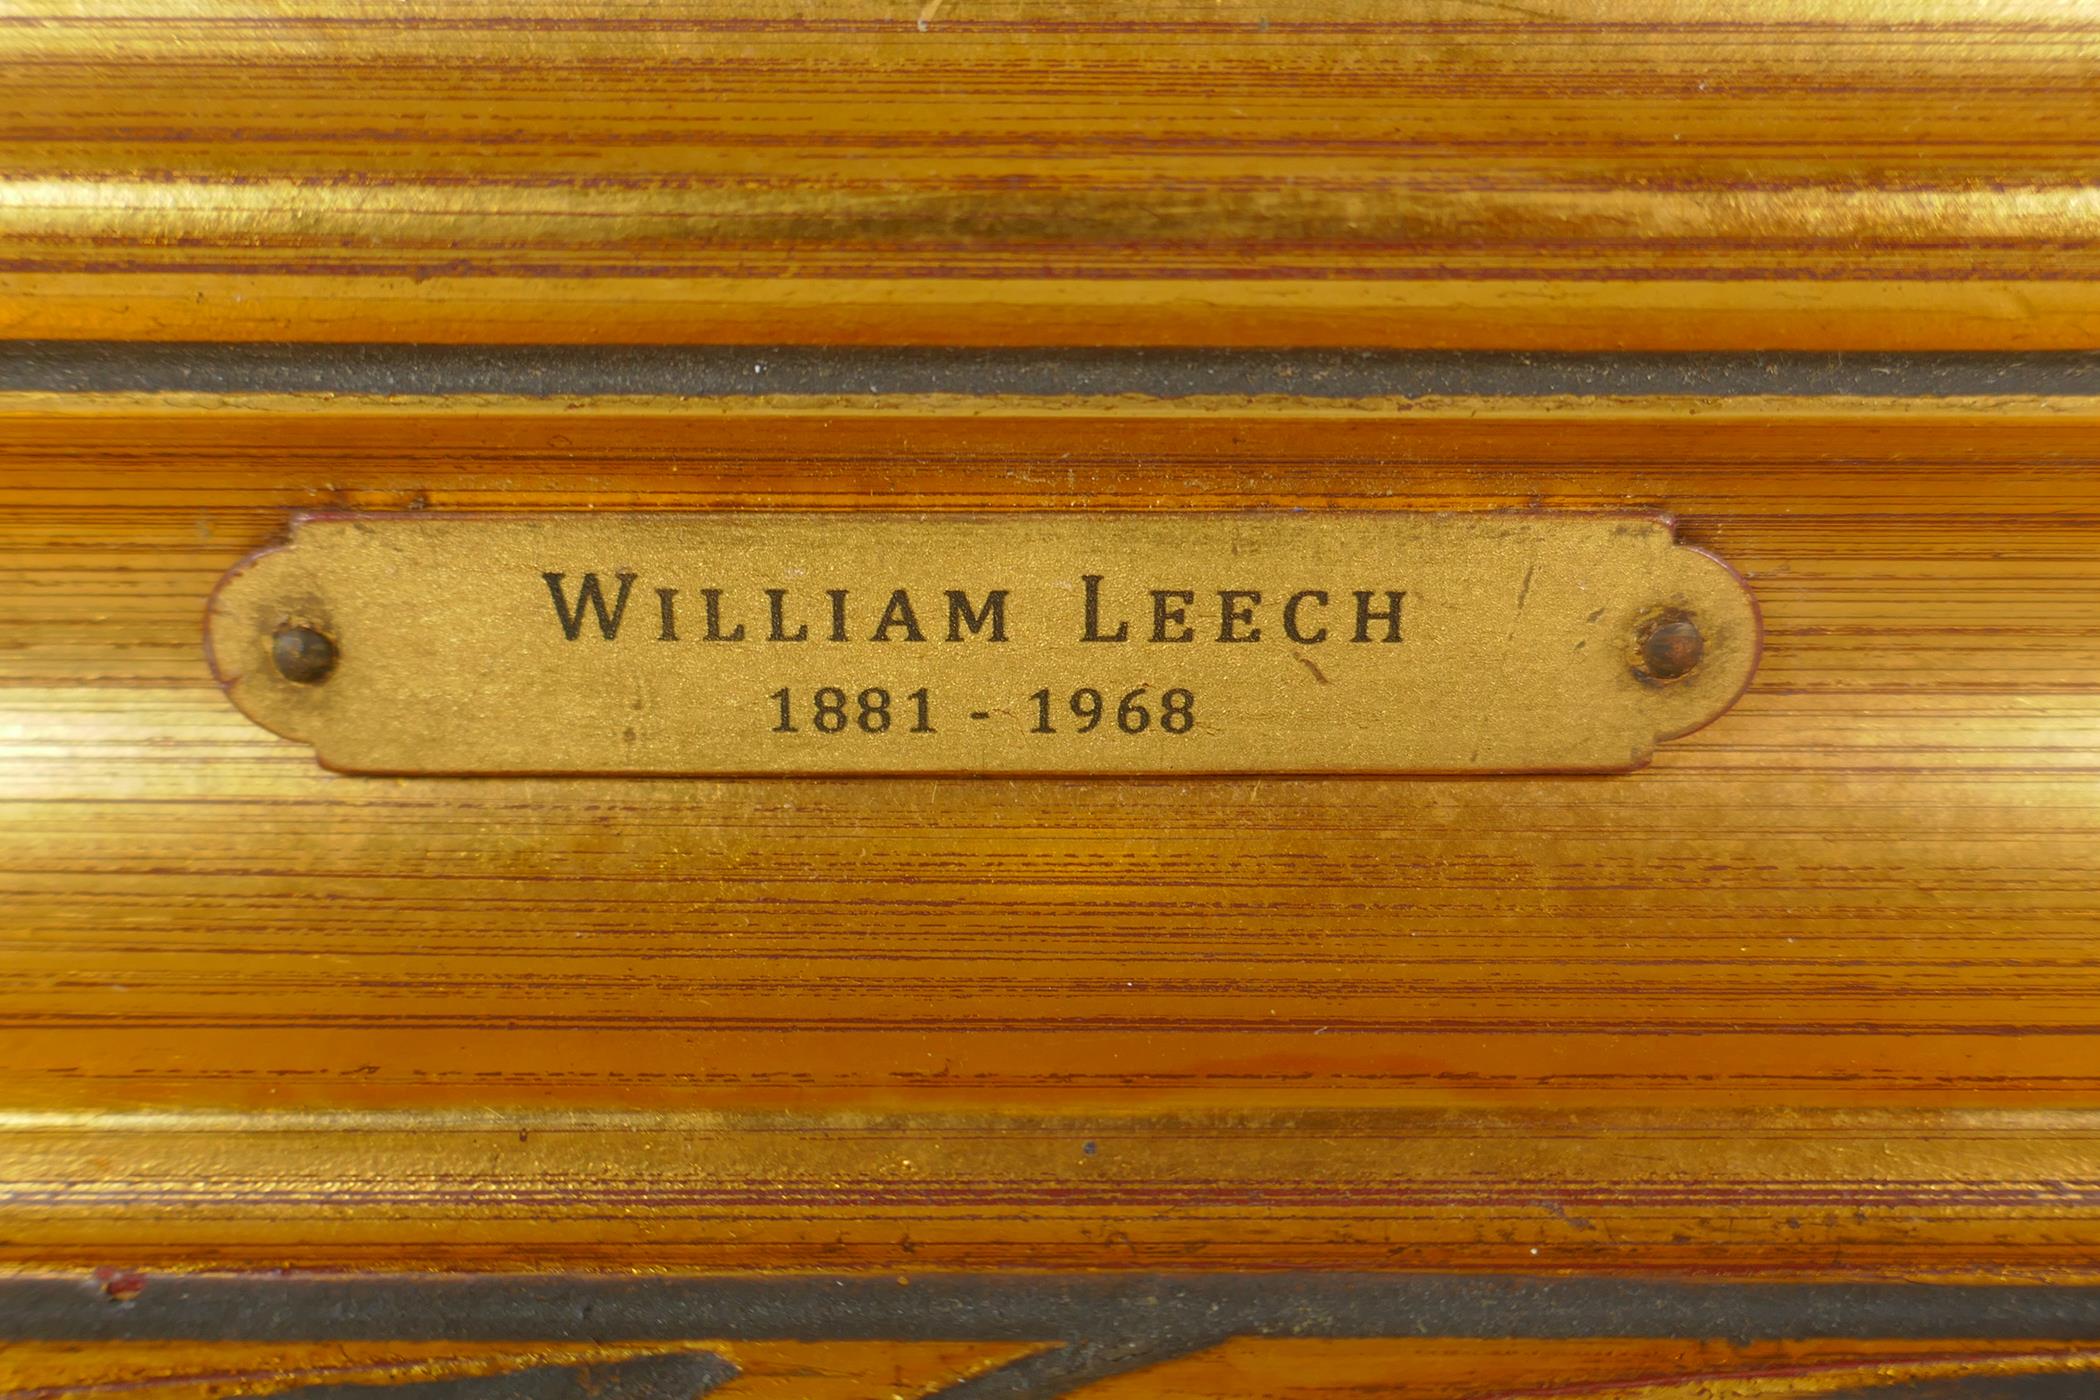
[1,389,2098,1279]
[5,1335,2099,1398]
[1072,1338,2100,1398]
[4,0,2100,349]
[0,1338,1046,1397]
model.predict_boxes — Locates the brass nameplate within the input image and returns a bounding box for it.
[206,512,1759,775]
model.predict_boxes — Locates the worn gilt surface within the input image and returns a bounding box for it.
[2,0,2099,348]
[4,391,2100,1393]
[7,1,2100,1395]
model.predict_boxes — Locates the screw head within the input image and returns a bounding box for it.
[271,625,337,685]
[1637,617,1704,682]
